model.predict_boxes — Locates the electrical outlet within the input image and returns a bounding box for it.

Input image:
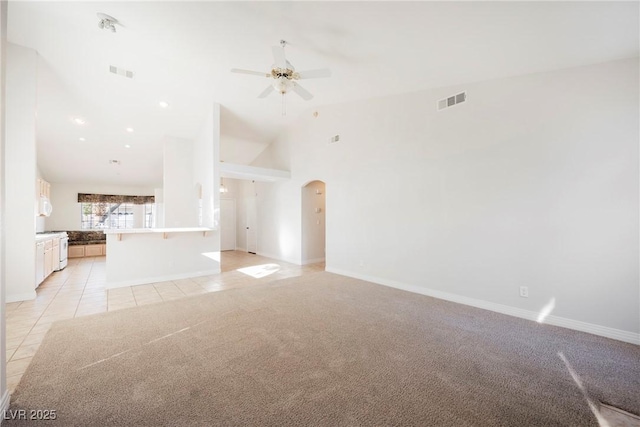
[519,286,529,298]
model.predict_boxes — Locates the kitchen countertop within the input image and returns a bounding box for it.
[102,227,216,234]
[35,232,66,242]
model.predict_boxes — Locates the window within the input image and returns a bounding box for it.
[80,202,154,230]
[77,193,155,230]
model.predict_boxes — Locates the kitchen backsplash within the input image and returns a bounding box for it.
[67,230,106,245]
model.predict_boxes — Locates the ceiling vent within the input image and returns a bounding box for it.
[437,91,466,111]
[109,65,134,79]
[109,159,121,166]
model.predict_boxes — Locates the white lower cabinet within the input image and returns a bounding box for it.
[36,237,59,287]
[36,242,45,287]
[69,244,106,258]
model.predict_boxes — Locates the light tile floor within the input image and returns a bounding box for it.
[4,251,324,394]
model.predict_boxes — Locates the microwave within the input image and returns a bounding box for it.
[38,196,53,217]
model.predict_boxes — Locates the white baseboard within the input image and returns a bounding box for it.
[6,290,37,303]
[325,267,640,345]
[302,257,325,265]
[1,389,10,424]
[256,251,301,265]
[235,246,247,252]
[106,269,221,289]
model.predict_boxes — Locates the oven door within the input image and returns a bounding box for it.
[59,237,69,269]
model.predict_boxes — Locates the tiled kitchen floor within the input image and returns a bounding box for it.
[4,251,325,394]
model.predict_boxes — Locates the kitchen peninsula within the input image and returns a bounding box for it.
[104,227,220,289]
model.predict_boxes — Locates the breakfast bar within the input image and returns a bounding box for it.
[104,227,220,289]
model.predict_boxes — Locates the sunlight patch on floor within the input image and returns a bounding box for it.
[558,352,612,427]
[237,263,281,279]
[201,252,221,262]
[599,404,640,427]
[536,297,556,324]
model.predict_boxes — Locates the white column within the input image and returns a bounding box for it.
[163,137,196,227]
[5,43,38,302]
[1,0,10,412]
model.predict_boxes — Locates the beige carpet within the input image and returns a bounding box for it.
[6,272,640,426]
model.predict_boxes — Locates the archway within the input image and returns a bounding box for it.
[301,180,326,265]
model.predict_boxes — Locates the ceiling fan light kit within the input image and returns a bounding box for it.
[231,40,332,115]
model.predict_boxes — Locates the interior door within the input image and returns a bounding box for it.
[246,196,257,254]
[220,198,236,251]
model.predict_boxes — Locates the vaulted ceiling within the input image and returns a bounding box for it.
[7,1,639,187]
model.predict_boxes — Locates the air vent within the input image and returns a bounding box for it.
[109,159,121,166]
[329,134,340,144]
[109,65,134,79]
[437,91,466,111]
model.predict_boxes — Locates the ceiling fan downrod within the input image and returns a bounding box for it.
[282,92,286,116]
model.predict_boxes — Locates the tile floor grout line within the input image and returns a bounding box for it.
[130,283,139,307]
[72,256,94,318]
[132,283,164,304]
[10,263,76,356]
[7,261,80,363]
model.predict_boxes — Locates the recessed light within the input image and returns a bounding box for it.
[159,101,169,108]
[124,144,131,149]
[126,127,134,133]
[79,137,86,142]
[73,117,86,125]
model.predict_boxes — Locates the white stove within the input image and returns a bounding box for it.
[57,232,69,270]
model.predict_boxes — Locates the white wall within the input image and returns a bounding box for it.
[105,231,219,288]
[302,180,325,264]
[47,183,155,231]
[1,0,9,412]
[191,103,221,267]
[163,137,197,227]
[252,58,640,341]
[153,188,164,228]
[220,135,269,165]
[193,104,220,229]
[5,43,38,302]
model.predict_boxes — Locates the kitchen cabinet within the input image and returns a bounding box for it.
[36,178,53,217]
[36,235,63,287]
[36,242,45,286]
[68,246,85,258]
[74,244,106,257]
[52,238,60,271]
[85,245,103,257]
[44,239,53,278]
[68,242,107,258]
[36,178,51,199]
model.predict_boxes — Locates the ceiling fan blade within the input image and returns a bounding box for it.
[292,82,313,101]
[272,45,286,68]
[296,68,332,79]
[231,68,270,77]
[258,85,275,98]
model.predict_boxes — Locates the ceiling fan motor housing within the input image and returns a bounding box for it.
[271,68,295,80]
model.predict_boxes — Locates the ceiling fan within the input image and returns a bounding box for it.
[231,40,331,114]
